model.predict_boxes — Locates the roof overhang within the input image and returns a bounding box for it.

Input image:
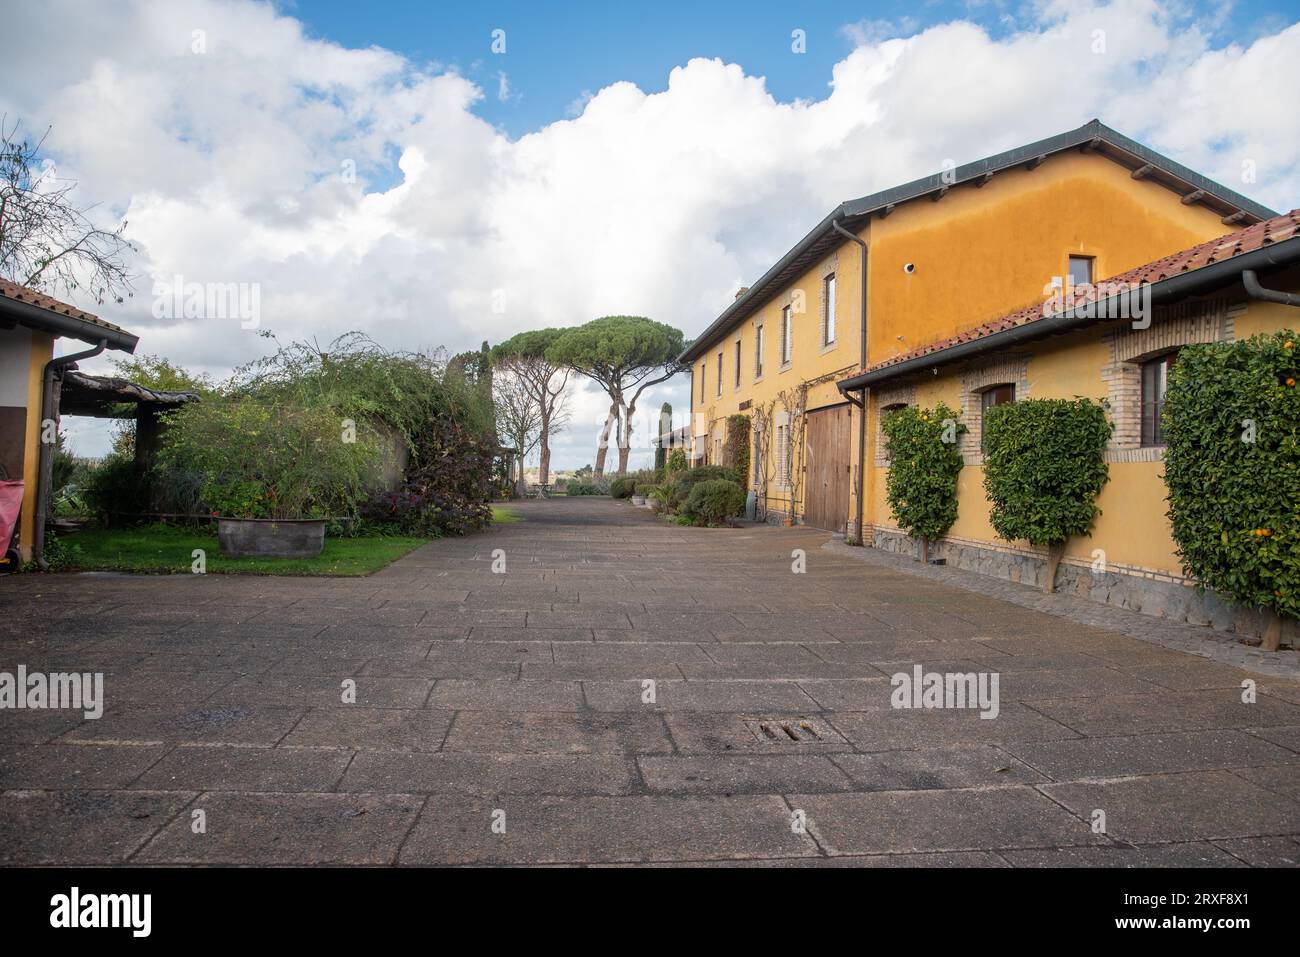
[0,290,138,353]
[837,235,1300,392]
[59,370,198,418]
[681,119,1278,364]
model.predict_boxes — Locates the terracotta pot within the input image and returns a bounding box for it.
[217,517,325,558]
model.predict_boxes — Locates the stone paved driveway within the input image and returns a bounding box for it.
[2,497,1298,866]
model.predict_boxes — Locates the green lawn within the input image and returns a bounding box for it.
[56,525,430,577]
[491,504,523,523]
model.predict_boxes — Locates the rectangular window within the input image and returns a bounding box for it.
[776,424,788,487]
[823,274,837,345]
[1068,255,1093,289]
[781,305,792,365]
[980,384,1016,453]
[716,351,723,396]
[1141,352,1177,446]
[755,324,764,378]
[734,338,742,388]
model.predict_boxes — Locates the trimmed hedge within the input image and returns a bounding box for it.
[983,397,1111,547]
[882,404,965,549]
[565,482,603,496]
[672,465,740,508]
[1163,331,1300,623]
[681,478,745,525]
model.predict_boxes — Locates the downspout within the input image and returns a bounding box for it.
[1242,269,1300,308]
[832,218,868,545]
[34,339,107,569]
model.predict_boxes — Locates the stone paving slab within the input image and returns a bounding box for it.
[2,495,1298,865]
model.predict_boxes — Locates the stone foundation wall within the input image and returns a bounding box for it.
[870,527,1297,649]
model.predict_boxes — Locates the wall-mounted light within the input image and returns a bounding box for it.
[903,263,917,274]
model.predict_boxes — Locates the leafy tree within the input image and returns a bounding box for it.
[882,404,966,563]
[492,328,571,484]
[1163,331,1300,650]
[546,315,686,474]
[110,354,212,394]
[982,397,1112,593]
[0,117,135,303]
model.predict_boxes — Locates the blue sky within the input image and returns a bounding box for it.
[289,0,1300,137]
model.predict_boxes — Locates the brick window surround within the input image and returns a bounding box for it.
[959,355,1031,465]
[1101,299,1241,463]
[873,383,916,467]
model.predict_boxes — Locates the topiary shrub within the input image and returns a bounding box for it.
[983,397,1112,593]
[1163,330,1300,650]
[610,476,637,498]
[882,404,965,563]
[680,479,745,526]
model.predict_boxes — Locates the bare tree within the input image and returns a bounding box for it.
[0,117,136,303]
[493,368,542,490]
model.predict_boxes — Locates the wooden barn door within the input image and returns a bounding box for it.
[803,404,852,533]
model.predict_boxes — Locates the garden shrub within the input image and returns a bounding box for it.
[82,453,148,519]
[1163,331,1300,639]
[633,483,657,496]
[667,448,687,475]
[680,479,745,525]
[156,334,497,537]
[983,397,1112,591]
[159,395,381,520]
[610,477,637,498]
[565,482,603,496]
[882,404,965,560]
[671,465,740,509]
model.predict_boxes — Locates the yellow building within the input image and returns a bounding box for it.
[682,120,1297,641]
[0,280,138,566]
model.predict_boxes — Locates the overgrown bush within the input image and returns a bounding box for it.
[565,482,603,496]
[667,448,687,475]
[882,404,965,558]
[153,334,497,537]
[158,395,380,520]
[680,478,745,525]
[610,476,637,498]
[983,397,1111,591]
[1163,331,1300,631]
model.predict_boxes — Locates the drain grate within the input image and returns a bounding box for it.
[745,716,835,744]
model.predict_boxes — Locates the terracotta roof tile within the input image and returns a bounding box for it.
[859,209,1300,375]
[0,278,130,336]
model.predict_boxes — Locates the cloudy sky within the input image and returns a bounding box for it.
[6,0,1299,468]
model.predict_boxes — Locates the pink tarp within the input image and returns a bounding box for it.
[0,480,23,552]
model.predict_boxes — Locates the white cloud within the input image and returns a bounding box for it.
[3,0,1297,465]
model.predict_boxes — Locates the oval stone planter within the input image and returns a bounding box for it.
[217,517,326,558]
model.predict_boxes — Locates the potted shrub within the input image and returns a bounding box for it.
[632,483,656,506]
[159,396,380,558]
